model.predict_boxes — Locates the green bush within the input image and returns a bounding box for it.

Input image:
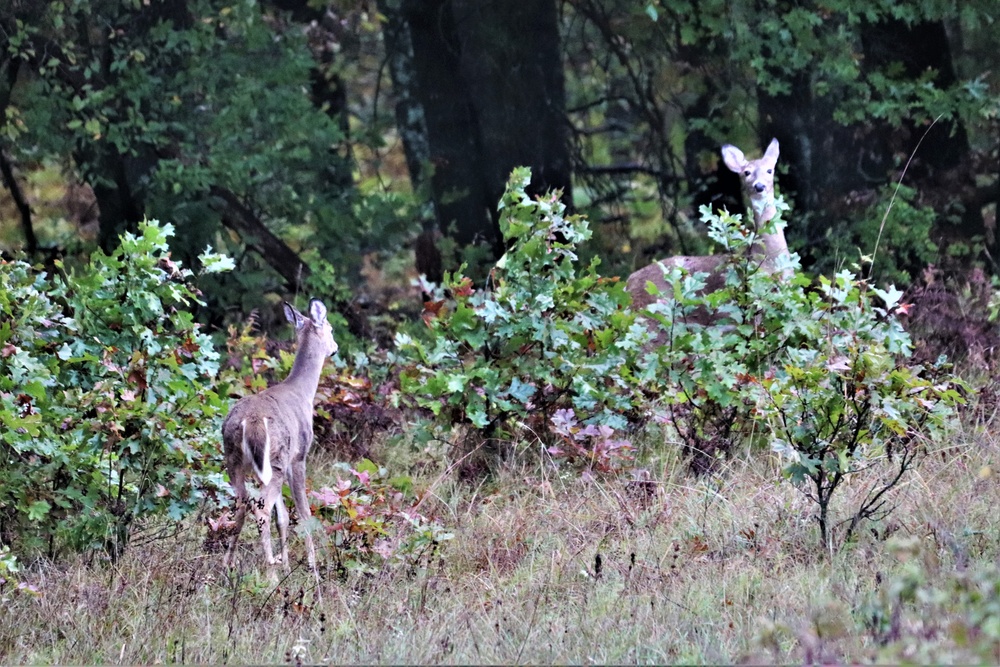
[0,220,231,560]
[821,183,940,285]
[756,274,961,548]
[393,168,647,466]
[636,204,961,547]
[633,203,810,467]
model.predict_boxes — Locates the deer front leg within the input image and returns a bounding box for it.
[289,459,318,581]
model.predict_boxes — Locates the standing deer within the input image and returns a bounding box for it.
[222,299,337,582]
[626,138,787,329]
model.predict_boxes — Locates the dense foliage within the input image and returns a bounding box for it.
[564,0,999,281]
[394,168,645,469]
[395,172,961,545]
[3,0,998,322]
[0,220,230,559]
[1,0,413,318]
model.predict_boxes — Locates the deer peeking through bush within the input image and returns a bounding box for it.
[626,138,788,332]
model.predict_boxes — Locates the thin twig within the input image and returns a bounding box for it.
[870,114,944,274]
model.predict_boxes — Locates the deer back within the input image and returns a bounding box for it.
[626,255,727,312]
[222,299,337,478]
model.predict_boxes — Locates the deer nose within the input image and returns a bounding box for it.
[753,182,766,193]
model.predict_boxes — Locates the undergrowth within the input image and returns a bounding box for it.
[1,411,997,664]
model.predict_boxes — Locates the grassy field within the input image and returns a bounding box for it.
[2,404,999,665]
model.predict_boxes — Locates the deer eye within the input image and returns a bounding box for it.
[767,169,773,174]
[743,170,751,176]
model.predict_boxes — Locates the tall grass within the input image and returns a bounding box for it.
[2,408,998,664]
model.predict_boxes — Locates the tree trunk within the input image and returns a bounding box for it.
[382,0,444,285]
[452,0,573,239]
[0,149,36,254]
[384,0,494,253]
[680,41,743,224]
[382,0,571,265]
[758,71,852,265]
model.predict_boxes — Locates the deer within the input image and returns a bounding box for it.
[221,299,337,582]
[626,138,787,335]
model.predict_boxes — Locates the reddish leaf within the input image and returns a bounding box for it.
[452,277,475,298]
[15,393,34,416]
[310,487,341,506]
[422,300,446,327]
[127,368,148,393]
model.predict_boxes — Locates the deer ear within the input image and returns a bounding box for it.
[283,302,304,329]
[309,299,328,325]
[721,144,746,173]
[763,138,780,165]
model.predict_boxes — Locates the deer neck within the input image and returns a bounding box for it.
[751,193,776,226]
[283,331,326,397]
[748,192,787,267]
[750,215,788,279]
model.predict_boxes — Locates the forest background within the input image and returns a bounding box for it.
[5,0,999,323]
[2,0,1000,663]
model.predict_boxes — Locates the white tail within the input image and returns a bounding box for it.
[627,138,787,329]
[221,299,338,582]
[240,417,273,486]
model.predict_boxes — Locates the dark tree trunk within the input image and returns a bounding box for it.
[386,0,494,253]
[680,42,743,222]
[757,71,854,263]
[382,0,444,285]
[382,0,571,265]
[0,149,36,255]
[87,151,151,251]
[452,0,573,239]
[59,1,195,251]
[0,56,36,254]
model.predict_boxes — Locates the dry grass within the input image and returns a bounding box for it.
[2,411,998,664]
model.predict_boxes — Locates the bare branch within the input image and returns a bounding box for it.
[0,149,36,254]
[208,185,309,292]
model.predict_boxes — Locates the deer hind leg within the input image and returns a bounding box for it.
[274,490,291,573]
[223,467,249,569]
[255,470,285,581]
[289,459,318,580]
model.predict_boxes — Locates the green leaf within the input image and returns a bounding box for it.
[873,284,904,311]
[355,458,379,476]
[445,374,466,394]
[27,500,51,522]
[508,377,536,405]
[198,248,236,274]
